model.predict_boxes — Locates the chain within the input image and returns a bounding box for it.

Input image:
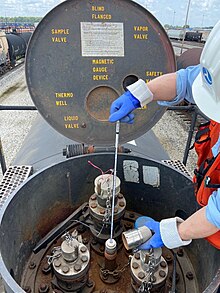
[100,255,131,277]
[46,247,61,265]
[102,187,112,224]
[138,250,156,293]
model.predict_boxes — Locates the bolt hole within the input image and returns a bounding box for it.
[123,75,139,91]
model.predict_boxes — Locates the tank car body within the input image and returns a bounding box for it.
[185,31,202,42]
[0,31,31,73]
[0,0,219,292]
[0,31,10,73]
[167,29,184,40]
[6,32,31,66]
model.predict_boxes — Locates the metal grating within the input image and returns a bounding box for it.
[162,160,192,178]
[0,165,32,209]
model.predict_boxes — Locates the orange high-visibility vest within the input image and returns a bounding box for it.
[193,120,220,249]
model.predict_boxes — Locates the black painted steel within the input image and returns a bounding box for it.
[26,0,176,146]
[6,32,31,65]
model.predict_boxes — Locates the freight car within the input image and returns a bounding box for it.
[0,0,219,293]
[167,29,202,42]
[185,31,202,42]
[0,31,31,74]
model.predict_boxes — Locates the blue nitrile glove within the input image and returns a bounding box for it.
[109,91,141,124]
[134,216,164,250]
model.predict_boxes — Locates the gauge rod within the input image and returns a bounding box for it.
[110,121,120,241]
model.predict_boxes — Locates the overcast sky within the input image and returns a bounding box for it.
[0,0,219,27]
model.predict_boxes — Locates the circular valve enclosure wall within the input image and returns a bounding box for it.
[26,0,176,146]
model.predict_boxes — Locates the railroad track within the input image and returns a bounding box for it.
[0,59,25,79]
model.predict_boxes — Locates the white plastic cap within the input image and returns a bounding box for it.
[192,20,220,122]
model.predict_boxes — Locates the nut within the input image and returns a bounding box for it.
[132,262,139,269]
[138,272,145,279]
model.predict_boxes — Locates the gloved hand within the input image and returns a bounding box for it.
[134,217,164,250]
[109,91,140,124]
[109,79,154,124]
[135,216,192,250]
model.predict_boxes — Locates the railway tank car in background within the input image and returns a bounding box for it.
[0,31,31,74]
[0,0,219,292]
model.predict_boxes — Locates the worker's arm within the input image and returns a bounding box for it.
[147,73,177,102]
[178,206,219,240]
[135,189,220,249]
[109,65,200,123]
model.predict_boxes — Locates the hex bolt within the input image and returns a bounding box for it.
[138,272,145,279]
[100,209,105,215]
[177,248,184,257]
[134,253,140,260]
[62,266,70,273]
[125,223,132,229]
[39,283,49,293]
[83,238,89,245]
[80,246,87,253]
[160,261,167,268]
[74,264,82,272]
[87,279,94,288]
[132,262,139,269]
[42,264,51,274]
[29,261,36,269]
[159,270,166,278]
[91,203,97,209]
[165,254,172,263]
[186,271,194,280]
[54,260,61,268]
[91,195,97,200]
[23,286,32,293]
[81,255,88,262]
[119,201,125,207]
[117,194,123,199]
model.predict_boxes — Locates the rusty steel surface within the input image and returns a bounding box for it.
[26,0,176,146]
[21,210,199,293]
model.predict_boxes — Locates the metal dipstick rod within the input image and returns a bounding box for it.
[110,121,120,242]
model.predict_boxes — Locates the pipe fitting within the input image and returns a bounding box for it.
[122,226,152,250]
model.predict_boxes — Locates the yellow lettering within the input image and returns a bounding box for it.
[52,37,67,43]
[55,93,74,98]
[93,75,109,81]
[64,124,79,129]
[64,116,79,121]
[91,6,105,11]
[91,14,112,20]
[146,71,163,77]
[51,29,69,35]
[56,101,68,106]
[92,59,114,65]
[92,67,107,73]
[134,26,149,32]
[133,34,148,40]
